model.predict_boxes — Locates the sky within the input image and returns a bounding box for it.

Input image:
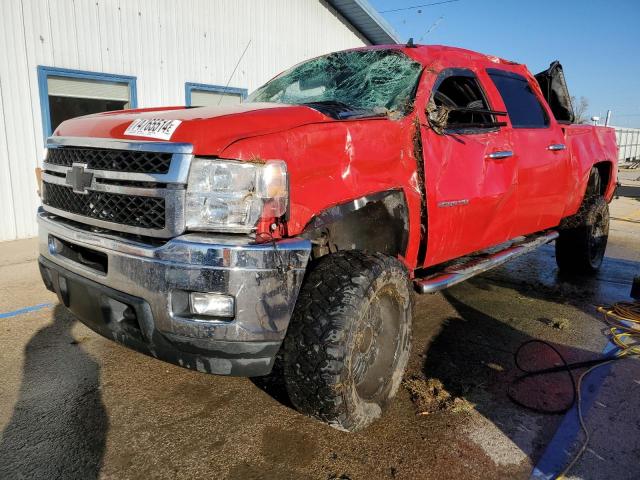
[369,0,640,127]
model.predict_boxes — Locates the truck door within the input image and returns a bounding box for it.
[486,68,571,235]
[419,68,518,265]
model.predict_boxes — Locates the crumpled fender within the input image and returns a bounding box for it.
[221,116,425,270]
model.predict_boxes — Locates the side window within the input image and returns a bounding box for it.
[429,70,498,131]
[487,69,549,128]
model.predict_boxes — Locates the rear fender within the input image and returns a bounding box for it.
[562,125,618,218]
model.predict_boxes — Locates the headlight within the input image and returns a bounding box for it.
[185,158,288,233]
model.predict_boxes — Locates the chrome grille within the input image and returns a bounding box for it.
[41,137,193,238]
[46,147,172,174]
[43,183,166,230]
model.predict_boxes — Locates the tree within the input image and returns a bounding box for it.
[571,96,589,124]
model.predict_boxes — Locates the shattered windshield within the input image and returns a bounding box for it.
[246,49,423,119]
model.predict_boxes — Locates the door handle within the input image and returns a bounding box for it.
[547,143,566,151]
[486,150,513,160]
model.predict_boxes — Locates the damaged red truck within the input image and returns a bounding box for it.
[38,45,617,431]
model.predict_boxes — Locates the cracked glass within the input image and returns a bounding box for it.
[247,49,423,118]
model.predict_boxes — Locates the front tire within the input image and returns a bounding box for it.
[283,251,412,432]
[555,196,609,274]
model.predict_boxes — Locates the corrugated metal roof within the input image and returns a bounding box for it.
[327,0,400,45]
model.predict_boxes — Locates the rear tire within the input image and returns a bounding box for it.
[283,251,412,432]
[555,196,609,274]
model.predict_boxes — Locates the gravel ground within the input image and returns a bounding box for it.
[0,191,638,480]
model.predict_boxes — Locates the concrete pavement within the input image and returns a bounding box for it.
[0,193,638,479]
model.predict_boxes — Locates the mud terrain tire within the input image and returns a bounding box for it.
[283,251,412,432]
[556,196,609,274]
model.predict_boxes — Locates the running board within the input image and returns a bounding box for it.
[414,231,559,294]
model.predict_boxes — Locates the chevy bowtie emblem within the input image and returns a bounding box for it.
[66,164,94,194]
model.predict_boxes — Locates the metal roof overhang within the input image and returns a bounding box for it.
[327,0,400,45]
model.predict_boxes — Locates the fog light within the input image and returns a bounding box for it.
[189,292,235,318]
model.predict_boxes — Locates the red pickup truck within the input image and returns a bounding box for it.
[38,44,617,431]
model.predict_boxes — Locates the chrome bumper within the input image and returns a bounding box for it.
[37,209,311,376]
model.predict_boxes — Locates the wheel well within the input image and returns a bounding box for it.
[301,190,409,260]
[593,161,611,195]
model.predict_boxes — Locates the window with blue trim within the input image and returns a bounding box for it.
[185,82,247,107]
[37,66,137,140]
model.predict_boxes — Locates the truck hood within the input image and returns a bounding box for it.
[52,103,332,155]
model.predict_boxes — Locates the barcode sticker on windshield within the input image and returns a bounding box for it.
[124,119,182,140]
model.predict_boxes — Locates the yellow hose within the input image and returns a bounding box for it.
[598,301,640,356]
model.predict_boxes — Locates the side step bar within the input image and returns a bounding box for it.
[414,231,559,294]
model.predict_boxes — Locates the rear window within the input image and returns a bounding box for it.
[487,69,549,128]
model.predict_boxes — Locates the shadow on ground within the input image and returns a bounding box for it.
[616,184,640,198]
[0,305,108,479]
[484,244,640,307]
[415,247,639,467]
[418,287,593,463]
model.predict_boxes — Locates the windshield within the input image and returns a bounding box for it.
[246,49,423,118]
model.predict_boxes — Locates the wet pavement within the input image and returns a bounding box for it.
[0,186,638,479]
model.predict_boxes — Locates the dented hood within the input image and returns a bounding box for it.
[52,103,331,155]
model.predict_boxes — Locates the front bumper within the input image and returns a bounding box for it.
[37,209,311,376]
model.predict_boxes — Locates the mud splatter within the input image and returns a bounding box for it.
[403,376,474,415]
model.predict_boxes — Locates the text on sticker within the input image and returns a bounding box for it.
[124,119,182,140]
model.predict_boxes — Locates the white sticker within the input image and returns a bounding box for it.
[124,118,182,140]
